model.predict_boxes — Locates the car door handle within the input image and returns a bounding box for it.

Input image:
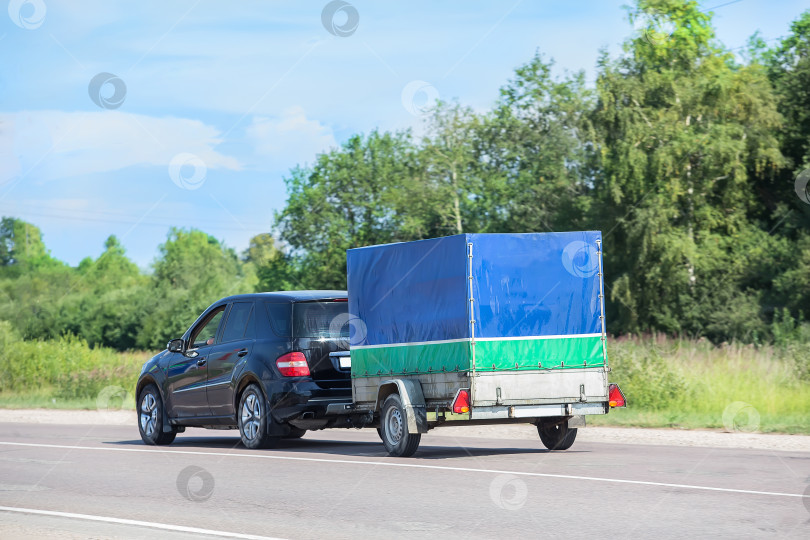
[236,348,249,358]
[197,358,207,366]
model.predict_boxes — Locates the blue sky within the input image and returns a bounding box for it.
[1,0,806,268]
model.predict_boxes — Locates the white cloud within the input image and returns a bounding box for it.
[0,110,241,183]
[246,107,336,169]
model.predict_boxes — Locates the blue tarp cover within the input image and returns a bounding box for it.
[347,232,603,347]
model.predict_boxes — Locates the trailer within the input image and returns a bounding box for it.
[346,232,626,457]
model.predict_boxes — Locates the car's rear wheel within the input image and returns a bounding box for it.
[379,394,420,457]
[238,384,279,449]
[537,419,577,450]
[138,384,176,446]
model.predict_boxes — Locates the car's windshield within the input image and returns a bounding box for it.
[293,301,349,338]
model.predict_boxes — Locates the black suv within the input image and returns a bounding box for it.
[135,291,352,449]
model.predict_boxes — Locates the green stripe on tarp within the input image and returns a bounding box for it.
[351,335,604,377]
[474,335,604,371]
[351,340,471,377]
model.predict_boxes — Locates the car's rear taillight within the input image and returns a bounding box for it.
[276,352,310,377]
[452,389,470,414]
[608,383,626,408]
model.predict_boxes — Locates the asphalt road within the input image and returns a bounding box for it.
[0,422,808,539]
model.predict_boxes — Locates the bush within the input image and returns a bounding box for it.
[607,336,691,410]
[0,321,151,402]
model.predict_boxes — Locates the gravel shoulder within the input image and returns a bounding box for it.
[1,408,808,453]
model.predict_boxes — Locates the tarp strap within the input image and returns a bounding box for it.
[596,239,607,364]
[467,241,476,374]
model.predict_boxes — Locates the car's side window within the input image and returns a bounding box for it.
[190,306,226,348]
[221,302,254,343]
[243,305,256,339]
[265,302,291,338]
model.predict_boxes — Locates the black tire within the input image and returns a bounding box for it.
[379,394,421,457]
[376,427,384,441]
[284,427,306,439]
[238,384,280,449]
[537,419,577,450]
[137,384,177,446]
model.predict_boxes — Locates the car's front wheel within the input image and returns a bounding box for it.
[238,384,280,449]
[138,384,177,446]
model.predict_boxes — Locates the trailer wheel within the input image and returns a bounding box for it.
[380,394,421,457]
[537,419,577,451]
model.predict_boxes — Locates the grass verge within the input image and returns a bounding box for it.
[596,335,810,434]
[0,322,149,410]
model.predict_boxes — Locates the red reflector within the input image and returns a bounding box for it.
[452,389,470,414]
[608,383,626,408]
[333,298,348,302]
[276,352,310,377]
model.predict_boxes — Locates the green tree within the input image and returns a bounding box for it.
[419,102,483,235]
[474,54,595,234]
[0,217,61,272]
[591,0,784,339]
[67,236,148,349]
[137,228,254,348]
[243,233,302,292]
[764,11,810,314]
[244,233,283,268]
[767,10,810,175]
[275,130,422,289]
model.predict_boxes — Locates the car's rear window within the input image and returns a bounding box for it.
[293,301,349,338]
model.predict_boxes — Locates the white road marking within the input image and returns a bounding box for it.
[0,441,806,500]
[0,505,284,540]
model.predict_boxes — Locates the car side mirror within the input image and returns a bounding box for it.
[167,339,184,353]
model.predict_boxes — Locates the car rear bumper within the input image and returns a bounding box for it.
[264,378,352,425]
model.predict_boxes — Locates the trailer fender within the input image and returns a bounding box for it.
[375,379,428,434]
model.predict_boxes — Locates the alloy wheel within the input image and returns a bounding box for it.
[140,392,157,437]
[241,393,262,441]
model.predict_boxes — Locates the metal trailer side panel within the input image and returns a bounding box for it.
[352,367,608,409]
[353,372,467,407]
[470,367,608,407]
